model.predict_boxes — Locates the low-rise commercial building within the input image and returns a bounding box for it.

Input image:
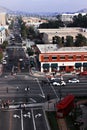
[38,28,87,42]
[37,44,87,73]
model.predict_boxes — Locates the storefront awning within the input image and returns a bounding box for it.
[83,63,87,67]
[75,63,82,68]
[51,63,58,68]
[43,63,49,68]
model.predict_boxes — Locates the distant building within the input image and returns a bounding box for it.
[60,12,87,22]
[22,16,47,28]
[37,44,87,73]
[38,27,87,42]
[0,26,6,44]
[0,12,6,25]
[60,13,75,22]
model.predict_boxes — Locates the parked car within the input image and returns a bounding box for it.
[50,77,60,83]
[68,78,79,83]
[2,60,7,65]
[51,77,61,81]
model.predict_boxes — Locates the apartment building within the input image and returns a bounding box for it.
[37,44,87,73]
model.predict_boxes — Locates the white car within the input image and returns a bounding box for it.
[53,81,66,86]
[53,82,60,86]
[68,78,79,83]
[2,60,7,64]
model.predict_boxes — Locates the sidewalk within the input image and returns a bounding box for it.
[57,119,67,130]
[43,99,68,130]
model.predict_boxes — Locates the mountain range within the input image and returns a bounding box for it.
[0,6,87,16]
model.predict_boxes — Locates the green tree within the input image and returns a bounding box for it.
[2,41,8,50]
[26,26,36,39]
[0,52,3,62]
[52,36,63,47]
[9,20,14,29]
[39,20,64,29]
[75,34,87,47]
[20,22,27,39]
[68,13,87,28]
[65,36,74,47]
[27,47,34,56]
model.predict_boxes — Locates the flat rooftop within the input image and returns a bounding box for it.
[37,44,87,53]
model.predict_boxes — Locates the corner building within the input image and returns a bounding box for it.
[37,44,87,73]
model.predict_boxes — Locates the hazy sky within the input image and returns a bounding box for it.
[0,0,87,13]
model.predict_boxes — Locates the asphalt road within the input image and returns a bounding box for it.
[0,74,87,105]
[0,107,49,130]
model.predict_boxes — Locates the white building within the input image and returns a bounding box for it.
[0,26,6,44]
[61,12,87,22]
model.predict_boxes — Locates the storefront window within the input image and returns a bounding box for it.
[76,55,81,60]
[60,56,65,60]
[68,55,73,60]
[44,56,49,60]
[84,55,87,60]
[52,56,57,60]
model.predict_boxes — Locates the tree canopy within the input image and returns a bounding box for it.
[75,34,87,47]
[39,20,64,29]
[67,14,87,28]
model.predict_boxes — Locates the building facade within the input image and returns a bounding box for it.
[37,44,87,73]
[0,26,6,44]
[38,28,87,43]
[0,12,6,25]
[60,12,86,22]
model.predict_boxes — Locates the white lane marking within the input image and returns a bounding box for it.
[31,109,36,130]
[13,114,20,118]
[30,98,37,103]
[23,114,31,118]
[35,78,45,98]
[21,110,24,130]
[46,78,59,99]
[39,94,45,98]
[35,113,42,118]
[23,112,31,118]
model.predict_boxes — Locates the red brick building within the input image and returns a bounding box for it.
[37,44,87,73]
